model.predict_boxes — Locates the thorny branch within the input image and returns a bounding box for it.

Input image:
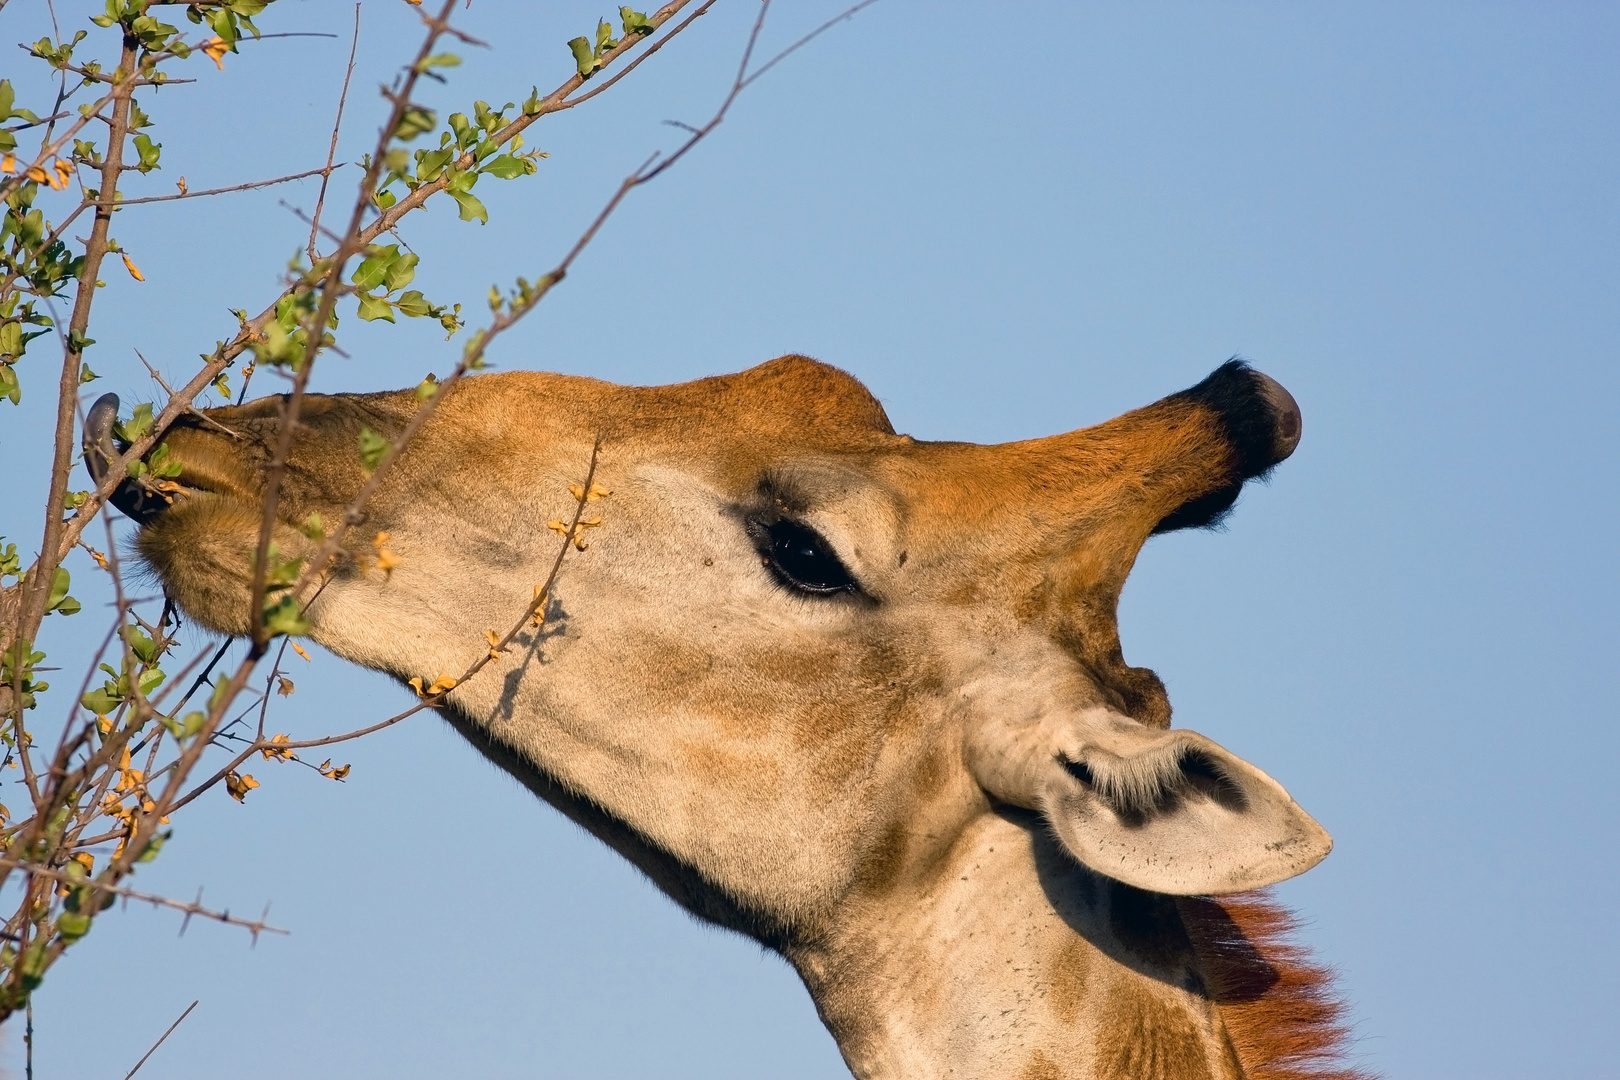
[0,859,286,938]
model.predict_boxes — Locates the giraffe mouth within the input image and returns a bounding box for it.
[83,392,234,525]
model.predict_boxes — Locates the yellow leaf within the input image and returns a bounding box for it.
[427,672,458,695]
[260,733,294,762]
[52,159,72,189]
[176,176,187,195]
[290,641,312,662]
[318,759,352,781]
[485,628,503,660]
[225,771,259,802]
[277,676,295,697]
[531,586,547,627]
[25,165,46,183]
[546,519,571,537]
[0,154,15,174]
[69,852,93,873]
[200,36,228,70]
[120,252,144,281]
[373,531,401,577]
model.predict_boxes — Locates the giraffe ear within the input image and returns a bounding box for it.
[1036,728,1332,895]
[966,715,1331,895]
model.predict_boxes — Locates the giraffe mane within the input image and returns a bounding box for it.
[1178,891,1374,1080]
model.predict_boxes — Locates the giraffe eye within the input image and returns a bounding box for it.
[749,518,858,596]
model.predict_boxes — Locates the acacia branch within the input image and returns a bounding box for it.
[115,165,338,206]
[0,859,286,937]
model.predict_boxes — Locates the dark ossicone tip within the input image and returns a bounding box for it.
[1252,371,1303,463]
[1172,360,1304,480]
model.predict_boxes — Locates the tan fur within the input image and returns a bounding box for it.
[131,356,1357,1079]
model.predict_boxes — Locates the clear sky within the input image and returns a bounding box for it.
[1,1,1617,1077]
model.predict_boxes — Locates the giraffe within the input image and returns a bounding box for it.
[97,356,1364,1079]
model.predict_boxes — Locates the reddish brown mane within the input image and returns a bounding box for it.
[1178,892,1372,1080]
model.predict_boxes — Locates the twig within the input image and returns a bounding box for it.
[123,999,198,1080]
[0,859,287,936]
[308,4,362,264]
[116,166,338,206]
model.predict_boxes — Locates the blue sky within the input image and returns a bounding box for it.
[1,1,1617,1076]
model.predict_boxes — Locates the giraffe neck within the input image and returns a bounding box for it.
[791,810,1241,1080]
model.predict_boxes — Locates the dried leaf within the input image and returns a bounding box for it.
[225,771,259,802]
[276,676,295,697]
[200,36,228,70]
[260,733,294,762]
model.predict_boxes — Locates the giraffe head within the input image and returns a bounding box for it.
[107,356,1327,941]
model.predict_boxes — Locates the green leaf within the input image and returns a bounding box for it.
[568,36,600,79]
[355,293,394,323]
[480,155,527,180]
[357,425,390,471]
[137,666,165,696]
[414,147,454,183]
[394,106,436,142]
[114,401,153,442]
[350,244,399,291]
[0,366,18,405]
[81,685,122,716]
[263,595,312,637]
[123,625,161,664]
[384,252,418,292]
[55,911,92,942]
[46,567,78,616]
[135,829,170,863]
[448,189,487,225]
[79,364,98,384]
[394,290,432,319]
[132,133,161,172]
[417,52,461,72]
[621,7,656,36]
[447,112,472,149]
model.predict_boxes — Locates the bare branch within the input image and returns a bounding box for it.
[123,1000,198,1080]
[308,4,363,264]
[116,166,339,206]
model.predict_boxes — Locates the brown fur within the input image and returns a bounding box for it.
[1180,892,1370,1080]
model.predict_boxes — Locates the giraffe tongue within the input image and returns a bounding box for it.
[83,392,171,524]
